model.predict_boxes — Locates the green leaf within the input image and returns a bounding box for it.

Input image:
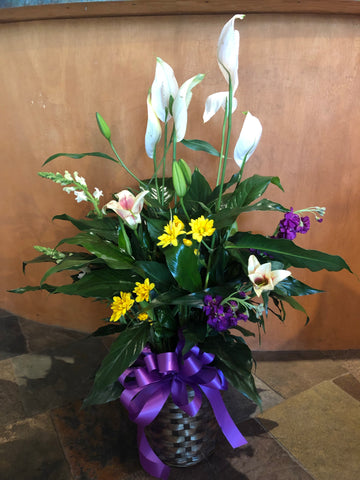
[52,268,140,298]
[82,380,123,407]
[40,255,102,285]
[53,214,119,243]
[211,199,287,230]
[275,294,310,324]
[164,243,202,291]
[42,151,118,167]
[274,277,324,296]
[9,284,56,294]
[200,334,260,405]
[135,261,174,289]
[57,232,134,270]
[181,139,220,157]
[22,254,56,273]
[91,323,126,337]
[232,325,256,337]
[233,175,284,208]
[91,323,150,389]
[184,169,212,204]
[227,232,351,272]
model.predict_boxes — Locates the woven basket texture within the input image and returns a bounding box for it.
[146,391,218,467]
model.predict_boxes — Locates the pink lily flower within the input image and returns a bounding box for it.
[105,190,148,228]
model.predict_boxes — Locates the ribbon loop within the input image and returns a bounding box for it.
[119,340,247,479]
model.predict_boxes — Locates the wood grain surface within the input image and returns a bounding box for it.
[1,14,359,350]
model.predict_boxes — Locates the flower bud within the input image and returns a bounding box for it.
[96,112,111,140]
[172,159,191,198]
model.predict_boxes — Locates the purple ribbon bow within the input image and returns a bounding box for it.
[119,341,247,479]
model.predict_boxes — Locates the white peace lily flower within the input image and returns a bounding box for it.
[74,172,87,186]
[93,187,103,200]
[145,91,162,158]
[248,255,291,297]
[172,73,205,142]
[203,14,245,123]
[217,14,245,92]
[203,91,238,123]
[74,191,88,203]
[151,57,179,122]
[234,112,262,167]
[150,58,204,141]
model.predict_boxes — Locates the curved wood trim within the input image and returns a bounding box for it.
[1,1,359,24]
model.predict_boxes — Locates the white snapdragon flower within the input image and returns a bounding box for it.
[74,191,88,203]
[93,187,103,200]
[74,172,87,186]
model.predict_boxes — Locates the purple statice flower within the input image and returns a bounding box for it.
[275,208,311,240]
[203,296,247,332]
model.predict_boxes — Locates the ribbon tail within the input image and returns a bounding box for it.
[137,427,171,480]
[201,385,247,449]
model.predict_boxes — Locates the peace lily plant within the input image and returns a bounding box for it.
[13,15,350,412]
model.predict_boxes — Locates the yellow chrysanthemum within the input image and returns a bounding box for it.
[188,216,216,243]
[133,278,155,302]
[157,215,186,248]
[138,312,149,321]
[110,292,134,322]
[183,238,193,247]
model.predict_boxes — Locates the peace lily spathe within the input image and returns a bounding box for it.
[203,14,245,123]
[145,92,162,158]
[151,58,178,123]
[234,112,262,167]
[150,57,204,142]
[105,190,148,228]
[172,73,205,142]
[248,255,291,297]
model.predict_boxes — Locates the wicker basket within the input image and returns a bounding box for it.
[146,390,218,467]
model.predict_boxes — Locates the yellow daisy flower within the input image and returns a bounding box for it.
[183,238,193,247]
[110,292,134,322]
[157,215,186,248]
[133,278,155,302]
[188,216,216,243]
[138,312,149,321]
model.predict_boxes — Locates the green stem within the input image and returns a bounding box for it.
[216,102,229,186]
[179,197,190,221]
[109,139,146,188]
[216,78,233,212]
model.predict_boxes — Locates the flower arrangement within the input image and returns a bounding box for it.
[13,14,350,477]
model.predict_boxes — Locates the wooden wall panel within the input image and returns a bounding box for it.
[1,14,359,349]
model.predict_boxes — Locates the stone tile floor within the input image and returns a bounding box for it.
[1,308,359,480]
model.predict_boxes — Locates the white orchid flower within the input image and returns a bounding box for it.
[173,73,205,142]
[145,91,162,158]
[234,112,262,167]
[203,14,245,123]
[105,190,148,228]
[151,57,179,123]
[248,255,291,297]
